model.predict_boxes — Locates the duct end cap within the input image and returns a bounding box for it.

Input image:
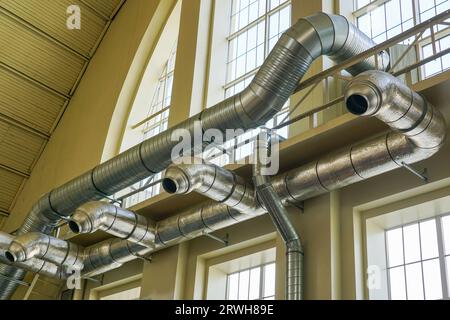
[162,166,191,194]
[345,82,380,116]
[69,210,94,234]
[6,242,26,263]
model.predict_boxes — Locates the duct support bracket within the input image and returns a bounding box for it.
[202,231,229,247]
[401,162,428,183]
[135,254,153,263]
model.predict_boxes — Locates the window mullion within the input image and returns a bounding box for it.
[401,227,409,300]
[385,230,392,300]
[436,216,449,298]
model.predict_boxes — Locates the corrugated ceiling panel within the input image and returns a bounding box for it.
[0,122,45,173]
[0,67,65,133]
[0,168,23,211]
[0,0,107,56]
[0,12,85,94]
[83,0,123,18]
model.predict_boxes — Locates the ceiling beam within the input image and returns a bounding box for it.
[0,111,50,141]
[0,163,30,178]
[0,7,90,61]
[0,62,70,101]
[0,209,9,217]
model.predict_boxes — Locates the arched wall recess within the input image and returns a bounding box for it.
[102,0,181,161]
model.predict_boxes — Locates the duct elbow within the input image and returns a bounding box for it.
[6,232,47,263]
[345,71,447,152]
[69,201,117,234]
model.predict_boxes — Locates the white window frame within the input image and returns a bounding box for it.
[226,262,276,300]
[385,213,450,300]
[353,0,450,80]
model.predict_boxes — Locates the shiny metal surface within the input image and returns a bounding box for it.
[6,232,83,270]
[69,202,155,247]
[0,13,387,298]
[253,130,303,300]
[163,158,262,216]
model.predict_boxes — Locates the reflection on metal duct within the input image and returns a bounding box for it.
[84,71,445,287]
[253,129,303,300]
[0,12,389,298]
[0,232,68,280]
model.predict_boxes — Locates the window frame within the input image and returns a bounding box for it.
[224,0,292,91]
[384,213,450,300]
[225,261,276,300]
[353,0,450,79]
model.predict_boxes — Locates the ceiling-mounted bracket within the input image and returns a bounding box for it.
[203,231,229,247]
[401,162,428,183]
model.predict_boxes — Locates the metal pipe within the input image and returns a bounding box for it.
[5,232,84,270]
[65,70,446,285]
[0,12,388,298]
[253,129,303,300]
[0,232,69,280]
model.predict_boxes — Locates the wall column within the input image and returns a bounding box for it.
[168,0,212,127]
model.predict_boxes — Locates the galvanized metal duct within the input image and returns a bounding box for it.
[252,130,303,300]
[5,232,84,270]
[0,12,389,298]
[69,69,447,278]
[163,158,261,215]
[0,232,68,280]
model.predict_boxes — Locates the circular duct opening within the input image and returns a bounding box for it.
[69,221,81,234]
[162,178,178,194]
[346,95,369,115]
[5,251,16,263]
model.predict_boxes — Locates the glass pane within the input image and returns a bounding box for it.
[387,228,404,267]
[238,270,250,300]
[442,215,450,255]
[401,0,414,21]
[385,0,401,30]
[357,13,371,37]
[419,0,435,13]
[422,259,443,300]
[405,263,424,300]
[269,11,279,38]
[403,224,421,263]
[263,263,276,297]
[249,267,261,300]
[370,4,386,38]
[420,219,439,260]
[279,6,290,33]
[228,273,239,299]
[356,0,370,10]
[389,266,406,300]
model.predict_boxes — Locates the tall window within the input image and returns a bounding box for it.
[354,0,450,78]
[206,0,291,167]
[123,49,176,207]
[226,262,276,300]
[385,214,450,300]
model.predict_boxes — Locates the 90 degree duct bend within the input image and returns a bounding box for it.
[163,159,262,215]
[0,12,389,298]
[5,232,83,270]
[69,202,156,247]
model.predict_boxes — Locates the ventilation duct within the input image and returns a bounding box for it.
[253,129,303,300]
[0,12,389,298]
[70,70,446,286]
[0,232,68,280]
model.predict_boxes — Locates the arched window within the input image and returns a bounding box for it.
[204,0,291,167]
[117,2,181,207]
